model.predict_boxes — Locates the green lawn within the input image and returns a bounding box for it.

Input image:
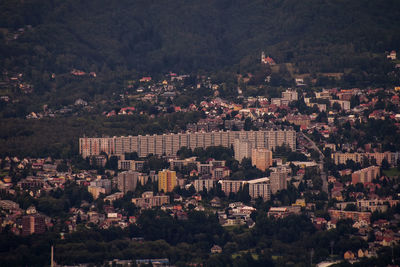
[383,168,400,177]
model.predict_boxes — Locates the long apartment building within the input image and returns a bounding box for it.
[351,166,380,185]
[79,129,296,158]
[332,152,400,166]
[219,177,271,201]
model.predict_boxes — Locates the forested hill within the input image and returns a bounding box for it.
[1,0,400,78]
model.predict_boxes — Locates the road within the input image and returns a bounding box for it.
[298,132,328,193]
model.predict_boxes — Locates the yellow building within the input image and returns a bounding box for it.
[292,199,306,208]
[158,169,177,193]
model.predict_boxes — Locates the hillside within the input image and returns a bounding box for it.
[0,0,400,105]
[1,0,400,71]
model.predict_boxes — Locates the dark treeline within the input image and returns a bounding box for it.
[1,209,388,266]
[0,111,201,158]
[1,0,400,86]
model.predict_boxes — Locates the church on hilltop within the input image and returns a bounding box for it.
[261,51,276,65]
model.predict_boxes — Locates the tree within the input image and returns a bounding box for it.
[381,158,390,170]
[344,203,357,211]
[57,161,69,172]
[332,102,341,111]
[105,156,118,170]
[244,118,252,131]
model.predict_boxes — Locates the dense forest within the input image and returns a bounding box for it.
[1,0,400,83]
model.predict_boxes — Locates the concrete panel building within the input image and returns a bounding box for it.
[269,166,290,194]
[234,138,253,162]
[79,129,296,158]
[351,166,380,184]
[158,169,177,193]
[118,171,140,194]
[251,148,273,171]
[22,214,45,236]
[193,179,215,192]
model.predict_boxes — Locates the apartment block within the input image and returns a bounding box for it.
[193,179,215,192]
[268,206,301,219]
[328,209,371,223]
[282,89,298,101]
[234,138,253,161]
[352,166,380,184]
[79,130,296,158]
[251,148,273,171]
[131,191,169,209]
[22,214,45,236]
[118,160,144,171]
[248,182,271,201]
[211,166,230,179]
[118,171,140,194]
[219,180,244,196]
[169,157,197,171]
[158,169,177,193]
[88,186,106,199]
[90,155,107,167]
[329,100,350,111]
[332,152,399,166]
[285,115,311,127]
[90,179,112,194]
[269,166,290,194]
[197,159,226,174]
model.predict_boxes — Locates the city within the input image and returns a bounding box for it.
[1,1,400,266]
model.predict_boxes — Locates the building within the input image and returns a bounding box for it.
[281,89,298,101]
[261,51,276,65]
[0,200,20,211]
[328,209,371,223]
[234,138,253,161]
[158,169,177,193]
[79,137,115,158]
[88,179,112,199]
[90,179,111,194]
[22,214,45,236]
[332,151,400,166]
[193,179,215,192]
[219,180,244,196]
[132,191,169,209]
[315,89,332,99]
[248,181,271,201]
[90,155,107,167]
[88,186,106,199]
[211,166,230,179]
[118,160,144,171]
[251,148,273,171]
[224,120,245,130]
[330,100,350,111]
[170,157,197,171]
[387,50,397,60]
[118,171,140,194]
[332,152,399,166]
[352,166,380,184]
[269,166,289,194]
[356,199,392,213]
[285,115,311,128]
[267,206,301,219]
[104,192,124,203]
[79,129,296,158]
[197,160,226,175]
